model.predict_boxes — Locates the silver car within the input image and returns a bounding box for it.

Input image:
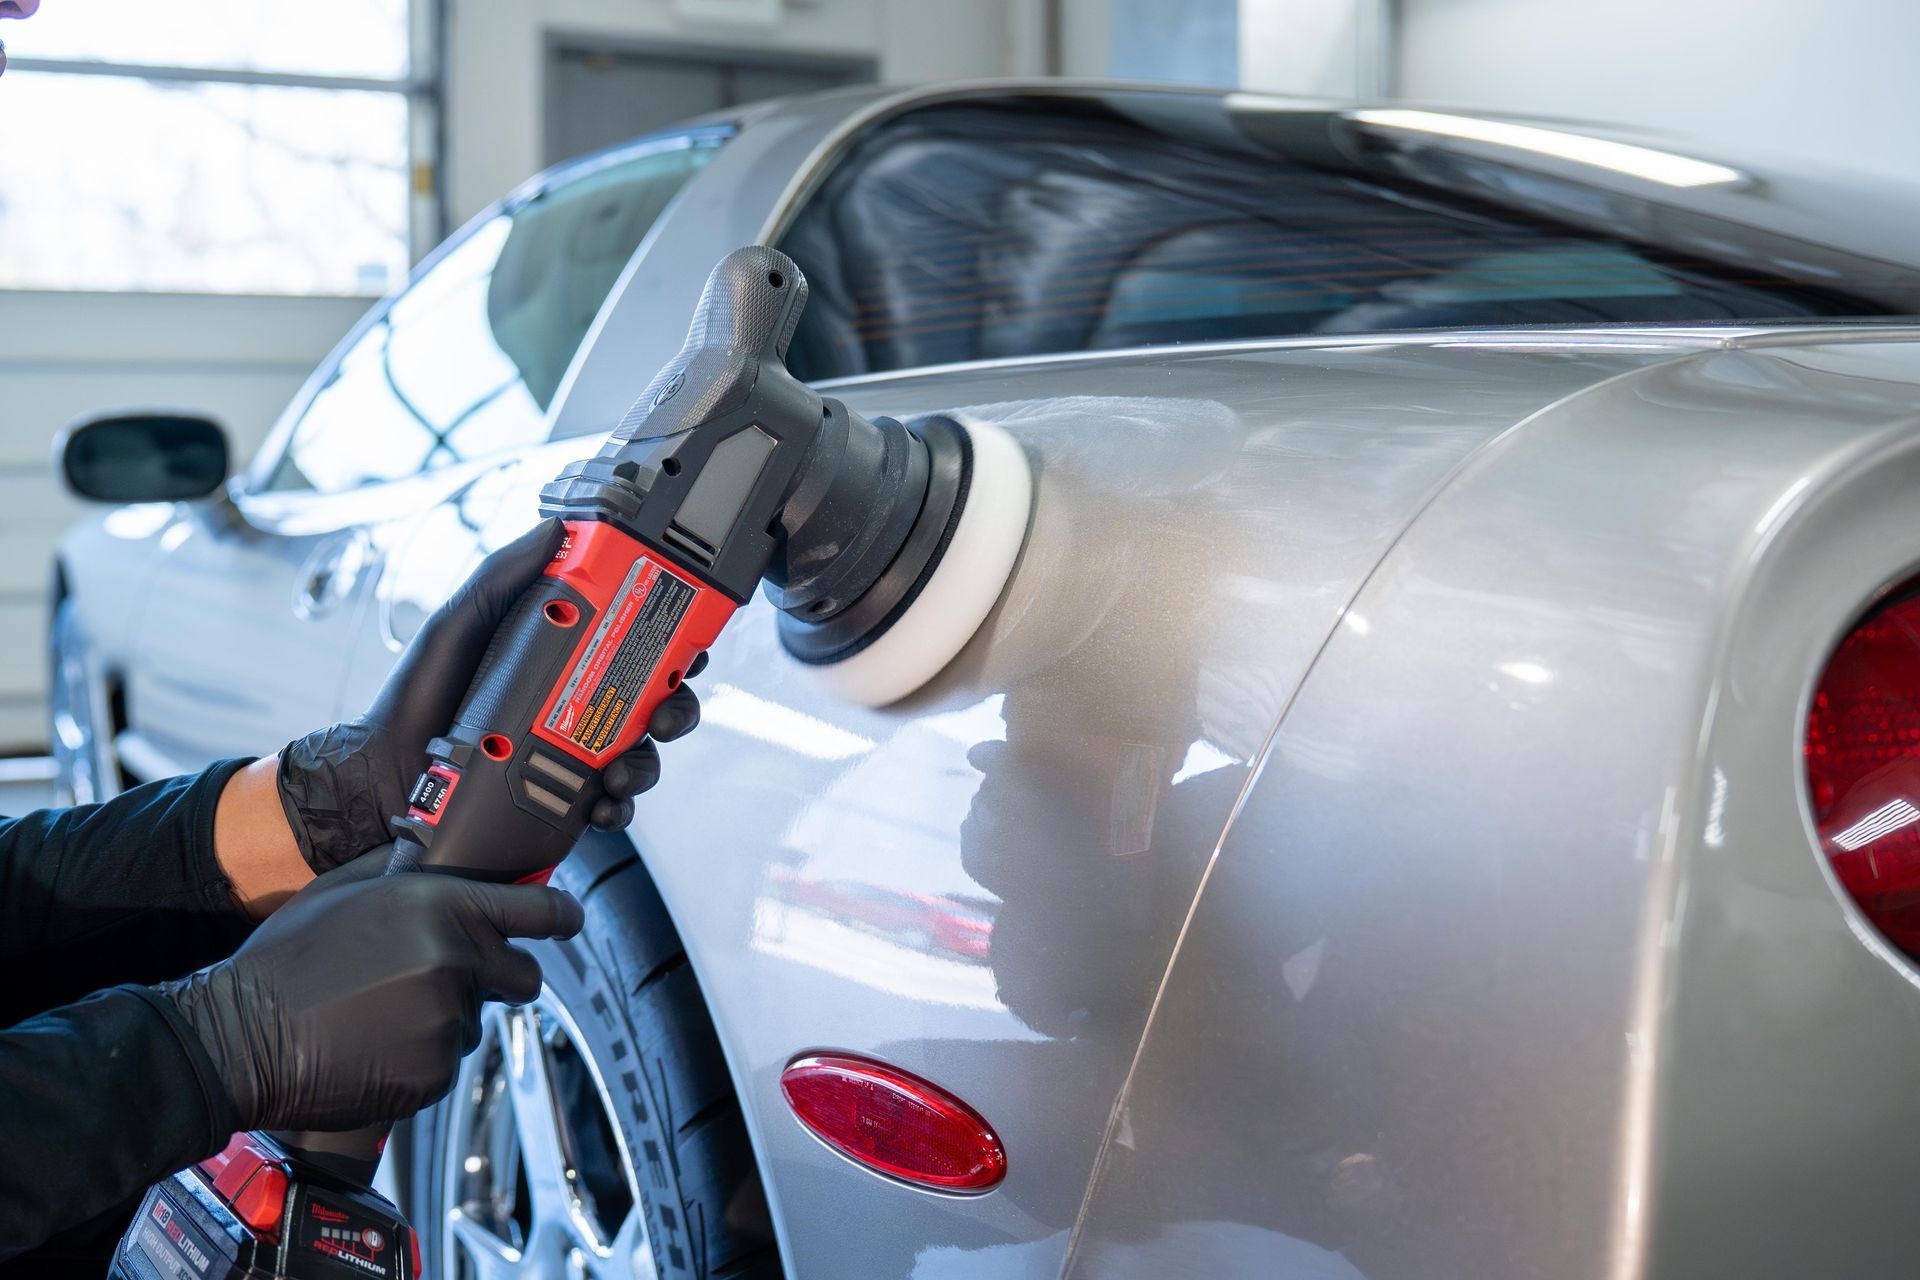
[50,82,1920,1278]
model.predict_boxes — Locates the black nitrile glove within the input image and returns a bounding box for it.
[159,851,584,1132]
[277,518,705,872]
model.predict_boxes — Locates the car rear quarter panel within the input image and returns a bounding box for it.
[611,339,1679,1277]
[1065,339,1920,1279]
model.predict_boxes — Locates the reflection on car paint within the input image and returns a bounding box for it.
[704,684,876,762]
[101,504,176,541]
[769,867,994,965]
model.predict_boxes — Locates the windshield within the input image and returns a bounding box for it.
[265,135,722,494]
[779,97,1913,381]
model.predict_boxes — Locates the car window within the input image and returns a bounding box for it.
[778,99,1905,381]
[265,135,722,494]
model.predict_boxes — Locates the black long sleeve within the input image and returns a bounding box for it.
[0,760,254,1025]
[0,986,238,1263]
[0,761,256,1263]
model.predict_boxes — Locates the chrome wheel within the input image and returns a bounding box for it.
[441,991,656,1280]
[49,598,118,806]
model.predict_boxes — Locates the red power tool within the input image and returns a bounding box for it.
[110,245,1006,1280]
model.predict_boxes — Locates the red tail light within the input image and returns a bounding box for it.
[1806,588,1920,955]
[780,1053,1006,1192]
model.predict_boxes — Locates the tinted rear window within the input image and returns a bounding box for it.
[779,100,1905,381]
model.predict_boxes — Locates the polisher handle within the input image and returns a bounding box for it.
[387,519,736,880]
[611,243,810,447]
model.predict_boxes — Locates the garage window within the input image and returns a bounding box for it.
[263,135,724,495]
[0,0,429,296]
[778,98,1909,381]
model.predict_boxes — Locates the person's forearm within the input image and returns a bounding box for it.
[213,756,313,919]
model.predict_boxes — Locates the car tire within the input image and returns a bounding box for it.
[406,829,782,1280]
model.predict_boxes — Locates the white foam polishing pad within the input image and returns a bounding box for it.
[808,415,1032,707]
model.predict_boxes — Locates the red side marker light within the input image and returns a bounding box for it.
[1807,587,1920,956]
[780,1053,1006,1192]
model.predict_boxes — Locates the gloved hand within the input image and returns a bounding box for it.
[159,851,584,1132]
[277,517,704,872]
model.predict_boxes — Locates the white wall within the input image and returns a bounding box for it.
[1241,0,1388,97]
[1057,0,1111,76]
[1108,0,1238,85]
[443,0,1027,224]
[0,290,368,750]
[1394,0,1920,184]
[1061,0,1386,96]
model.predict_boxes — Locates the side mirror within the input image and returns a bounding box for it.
[56,411,230,503]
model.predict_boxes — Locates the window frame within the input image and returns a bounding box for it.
[763,90,1919,386]
[3,0,446,294]
[234,125,735,516]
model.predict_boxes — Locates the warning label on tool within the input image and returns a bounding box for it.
[544,556,694,760]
